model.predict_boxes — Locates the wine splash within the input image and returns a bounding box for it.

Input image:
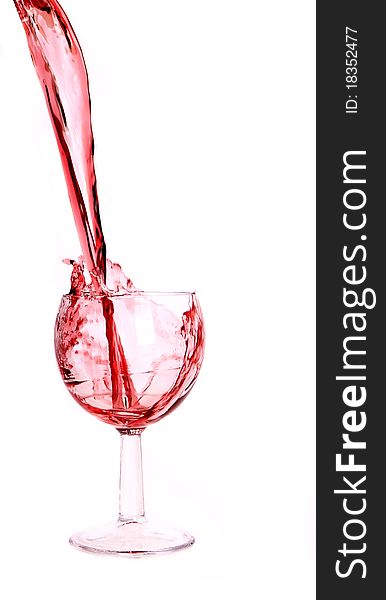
[55,286,205,429]
[14,0,205,428]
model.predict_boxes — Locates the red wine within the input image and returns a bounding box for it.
[55,286,205,429]
[14,0,205,428]
[14,0,106,280]
[14,0,140,411]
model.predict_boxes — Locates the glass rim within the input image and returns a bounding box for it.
[62,290,197,300]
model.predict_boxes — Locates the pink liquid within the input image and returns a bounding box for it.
[14,0,205,428]
[14,0,106,280]
[55,287,205,429]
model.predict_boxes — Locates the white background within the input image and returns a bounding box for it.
[0,1,315,598]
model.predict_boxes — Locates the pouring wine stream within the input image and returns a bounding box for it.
[13,0,137,411]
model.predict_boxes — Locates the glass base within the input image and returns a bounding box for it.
[69,519,195,557]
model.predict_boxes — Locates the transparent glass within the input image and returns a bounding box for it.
[55,291,205,556]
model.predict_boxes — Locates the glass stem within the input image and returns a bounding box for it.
[118,430,145,523]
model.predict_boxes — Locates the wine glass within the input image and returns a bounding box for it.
[55,290,205,556]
